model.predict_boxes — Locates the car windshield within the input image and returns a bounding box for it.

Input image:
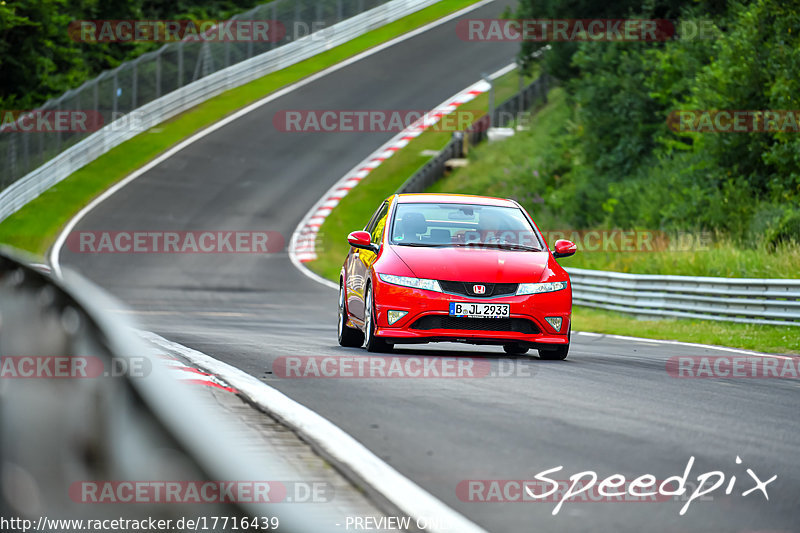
[390,202,542,250]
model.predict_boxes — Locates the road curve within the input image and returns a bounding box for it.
[61,1,800,531]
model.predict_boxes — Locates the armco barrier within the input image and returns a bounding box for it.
[567,267,800,327]
[0,0,439,223]
[0,247,343,531]
[395,69,799,328]
[397,72,551,193]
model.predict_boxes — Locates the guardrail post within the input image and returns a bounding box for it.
[156,53,162,98]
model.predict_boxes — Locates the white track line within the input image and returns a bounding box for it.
[49,0,497,278]
[142,331,487,533]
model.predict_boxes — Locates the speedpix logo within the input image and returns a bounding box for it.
[458,456,776,516]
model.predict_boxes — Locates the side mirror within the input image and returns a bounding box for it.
[552,239,576,258]
[347,231,378,253]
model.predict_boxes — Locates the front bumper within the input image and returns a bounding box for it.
[372,280,571,346]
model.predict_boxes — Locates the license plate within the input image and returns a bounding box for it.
[449,302,510,318]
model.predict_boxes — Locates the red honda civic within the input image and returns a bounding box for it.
[338,193,576,359]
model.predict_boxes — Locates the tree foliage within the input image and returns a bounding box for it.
[0,0,272,109]
[514,0,800,242]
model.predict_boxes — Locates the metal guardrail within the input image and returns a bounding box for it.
[398,72,551,194]
[0,0,439,223]
[395,71,799,328]
[0,247,343,530]
[567,267,800,327]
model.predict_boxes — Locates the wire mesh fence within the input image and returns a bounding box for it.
[0,0,392,192]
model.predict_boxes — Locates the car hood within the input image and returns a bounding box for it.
[389,245,552,283]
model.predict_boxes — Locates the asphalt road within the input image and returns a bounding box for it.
[61,1,800,531]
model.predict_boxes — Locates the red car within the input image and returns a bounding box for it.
[338,194,576,359]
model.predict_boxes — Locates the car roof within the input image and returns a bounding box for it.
[394,193,518,208]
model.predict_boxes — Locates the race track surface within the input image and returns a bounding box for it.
[62,2,800,531]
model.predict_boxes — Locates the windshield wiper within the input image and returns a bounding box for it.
[451,242,542,252]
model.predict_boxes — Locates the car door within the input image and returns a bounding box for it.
[347,200,389,321]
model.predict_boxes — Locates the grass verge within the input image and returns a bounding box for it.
[429,86,800,279]
[0,0,485,257]
[307,82,798,354]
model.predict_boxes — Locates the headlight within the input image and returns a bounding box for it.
[516,281,568,295]
[378,274,442,292]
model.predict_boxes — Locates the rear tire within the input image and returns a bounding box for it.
[364,284,393,353]
[338,282,364,347]
[503,344,529,355]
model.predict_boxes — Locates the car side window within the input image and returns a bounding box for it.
[371,208,388,244]
[365,201,389,237]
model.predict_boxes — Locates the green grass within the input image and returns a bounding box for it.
[573,306,799,354]
[306,68,538,281]
[429,87,800,279]
[0,0,485,257]
[306,82,799,354]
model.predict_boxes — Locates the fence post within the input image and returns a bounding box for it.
[271,2,279,49]
[481,72,494,128]
[178,41,184,87]
[56,100,62,152]
[7,137,16,185]
[112,71,119,120]
[156,53,162,98]
[517,59,524,118]
[22,129,30,181]
[132,61,138,109]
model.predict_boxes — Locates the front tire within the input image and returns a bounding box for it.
[538,326,570,360]
[364,284,393,353]
[338,282,364,347]
[538,345,569,360]
[503,344,529,355]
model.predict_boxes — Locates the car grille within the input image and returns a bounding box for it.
[439,281,518,298]
[410,316,539,334]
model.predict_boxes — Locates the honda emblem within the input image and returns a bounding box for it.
[473,284,486,294]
